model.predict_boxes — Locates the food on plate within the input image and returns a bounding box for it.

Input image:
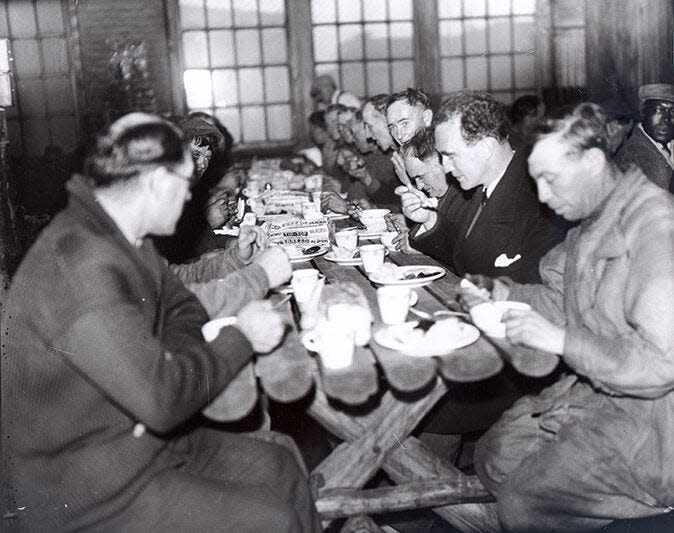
[303,245,321,255]
[402,270,437,280]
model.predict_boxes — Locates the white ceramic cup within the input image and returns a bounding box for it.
[334,228,358,250]
[377,286,411,325]
[359,209,390,233]
[303,322,355,369]
[328,303,372,346]
[291,268,320,302]
[359,243,385,274]
[469,301,532,337]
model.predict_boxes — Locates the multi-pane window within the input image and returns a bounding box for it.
[438,0,537,102]
[0,0,78,157]
[311,0,415,98]
[179,0,292,145]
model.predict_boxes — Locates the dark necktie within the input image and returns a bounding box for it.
[465,189,488,238]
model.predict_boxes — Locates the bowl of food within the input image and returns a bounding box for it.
[358,209,390,233]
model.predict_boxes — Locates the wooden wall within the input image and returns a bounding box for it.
[586,0,673,112]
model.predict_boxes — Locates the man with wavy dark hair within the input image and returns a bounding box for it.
[429,90,563,283]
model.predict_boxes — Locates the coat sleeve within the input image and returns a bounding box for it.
[186,263,270,317]
[563,201,674,398]
[168,245,245,284]
[50,245,254,434]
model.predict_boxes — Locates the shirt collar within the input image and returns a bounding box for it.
[483,150,514,198]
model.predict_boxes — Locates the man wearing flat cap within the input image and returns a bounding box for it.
[616,83,674,190]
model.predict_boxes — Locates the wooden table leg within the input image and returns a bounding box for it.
[307,386,499,532]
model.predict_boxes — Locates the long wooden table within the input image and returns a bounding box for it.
[206,247,560,532]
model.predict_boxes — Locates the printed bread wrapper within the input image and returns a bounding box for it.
[267,217,330,246]
[259,189,311,215]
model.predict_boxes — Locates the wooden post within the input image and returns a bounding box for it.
[287,0,314,146]
[0,108,19,309]
[413,0,442,105]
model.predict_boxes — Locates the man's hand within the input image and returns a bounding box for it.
[459,273,510,307]
[253,246,292,288]
[237,225,268,262]
[206,196,237,229]
[321,191,349,214]
[391,152,412,188]
[502,309,566,355]
[399,187,432,224]
[235,300,287,353]
[385,213,417,253]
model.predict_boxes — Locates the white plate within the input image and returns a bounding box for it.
[288,245,329,263]
[358,231,384,239]
[373,320,480,357]
[324,248,389,266]
[369,265,446,287]
[325,212,350,221]
[324,251,363,266]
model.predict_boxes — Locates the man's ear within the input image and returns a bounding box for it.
[422,109,433,127]
[477,136,496,159]
[582,147,606,172]
[145,166,166,197]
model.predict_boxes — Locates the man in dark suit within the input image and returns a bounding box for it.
[1,113,320,532]
[615,83,674,191]
[428,90,563,283]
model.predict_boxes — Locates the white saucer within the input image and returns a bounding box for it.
[373,320,480,357]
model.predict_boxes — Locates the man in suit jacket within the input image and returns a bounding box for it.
[615,83,674,191]
[1,114,320,532]
[408,90,562,284]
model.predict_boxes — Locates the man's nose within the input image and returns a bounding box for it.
[536,181,551,203]
[441,155,453,174]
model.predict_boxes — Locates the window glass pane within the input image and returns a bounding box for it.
[12,40,41,76]
[439,20,463,56]
[209,29,235,67]
[341,61,365,96]
[313,25,338,62]
[17,79,45,116]
[488,0,511,16]
[553,0,584,26]
[0,41,8,72]
[232,0,258,26]
[238,68,264,104]
[311,0,336,24]
[388,0,412,21]
[215,107,241,143]
[241,105,266,142]
[366,61,390,94]
[49,116,77,152]
[514,53,535,88]
[364,23,388,59]
[491,90,513,103]
[264,65,290,102]
[363,1,386,21]
[36,0,64,34]
[45,78,74,113]
[182,31,209,68]
[22,117,50,156]
[339,24,363,61]
[389,22,413,58]
[212,68,238,106]
[438,0,462,19]
[7,2,37,38]
[513,16,535,52]
[441,57,465,92]
[337,0,361,23]
[466,56,487,90]
[206,0,232,27]
[184,69,213,108]
[266,104,292,140]
[512,0,536,15]
[262,28,287,63]
[464,19,487,54]
[0,73,11,107]
[260,0,285,26]
[179,0,206,29]
[391,60,414,91]
[463,0,486,17]
[42,38,68,74]
[488,17,511,53]
[235,29,261,66]
[489,55,512,89]
[315,62,339,79]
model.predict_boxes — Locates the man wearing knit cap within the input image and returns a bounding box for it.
[616,83,674,190]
